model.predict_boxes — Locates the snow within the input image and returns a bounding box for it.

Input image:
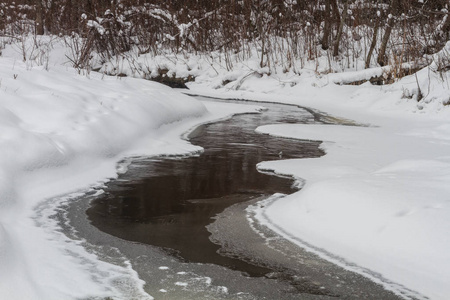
[253,122,450,299]
[0,48,262,299]
[186,54,450,299]
[1,35,450,299]
[0,58,203,299]
[175,282,188,287]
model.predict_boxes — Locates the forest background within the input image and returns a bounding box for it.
[1,0,449,88]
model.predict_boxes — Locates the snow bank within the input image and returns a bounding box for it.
[2,35,450,299]
[0,56,207,299]
[187,58,450,299]
[254,123,450,299]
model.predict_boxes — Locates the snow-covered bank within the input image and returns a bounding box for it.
[0,54,265,299]
[187,58,450,299]
[2,34,449,299]
[253,122,450,300]
[0,57,203,299]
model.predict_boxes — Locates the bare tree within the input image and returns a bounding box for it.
[35,0,44,35]
[333,0,348,57]
[365,2,381,68]
[322,0,332,50]
[377,0,401,66]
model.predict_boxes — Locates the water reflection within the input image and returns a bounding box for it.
[87,100,324,276]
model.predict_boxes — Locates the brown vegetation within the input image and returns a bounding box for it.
[0,0,449,75]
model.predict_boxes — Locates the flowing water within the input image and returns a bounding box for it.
[86,99,322,275]
[65,98,405,299]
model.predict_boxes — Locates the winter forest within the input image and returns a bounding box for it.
[2,0,449,80]
[1,1,450,300]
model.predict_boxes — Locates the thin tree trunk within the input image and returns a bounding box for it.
[442,10,450,41]
[377,17,394,66]
[331,0,340,26]
[377,0,401,66]
[365,19,380,68]
[35,0,44,35]
[321,0,331,50]
[333,0,348,57]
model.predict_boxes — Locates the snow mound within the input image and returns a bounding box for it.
[254,122,450,300]
[0,56,206,299]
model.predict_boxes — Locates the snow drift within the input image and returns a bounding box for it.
[186,47,450,299]
[1,34,450,299]
[0,56,206,299]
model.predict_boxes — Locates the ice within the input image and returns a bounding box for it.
[0,45,266,299]
[1,34,450,299]
[252,121,450,299]
[0,55,206,299]
[189,64,450,299]
[175,282,189,287]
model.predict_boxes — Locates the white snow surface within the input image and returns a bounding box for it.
[0,53,262,299]
[0,57,205,299]
[186,52,450,299]
[1,36,450,299]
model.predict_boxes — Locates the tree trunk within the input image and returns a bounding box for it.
[333,0,348,57]
[331,0,340,26]
[377,17,394,66]
[35,0,44,35]
[442,10,450,41]
[321,0,331,50]
[365,18,380,68]
[377,0,401,66]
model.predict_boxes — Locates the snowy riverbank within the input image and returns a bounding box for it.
[0,54,267,299]
[0,57,199,299]
[186,52,450,299]
[1,36,449,299]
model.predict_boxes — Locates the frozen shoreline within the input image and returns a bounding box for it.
[0,53,265,299]
[187,67,450,299]
[1,36,449,299]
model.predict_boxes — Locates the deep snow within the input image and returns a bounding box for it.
[0,50,264,298]
[186,46,450,300]
[0,57,203,299]
[1,36,450,299]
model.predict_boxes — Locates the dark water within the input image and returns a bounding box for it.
[87,99,324,277]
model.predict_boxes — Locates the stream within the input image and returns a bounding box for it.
[86,98,322,275]
[61,97,405,299]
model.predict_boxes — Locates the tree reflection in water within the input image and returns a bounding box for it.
[87,101,323,276]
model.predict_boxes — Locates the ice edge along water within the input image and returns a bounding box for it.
[186,65,450,299]
[246,194,428,300]
[0,54,267,299]
[1,39,450,299]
